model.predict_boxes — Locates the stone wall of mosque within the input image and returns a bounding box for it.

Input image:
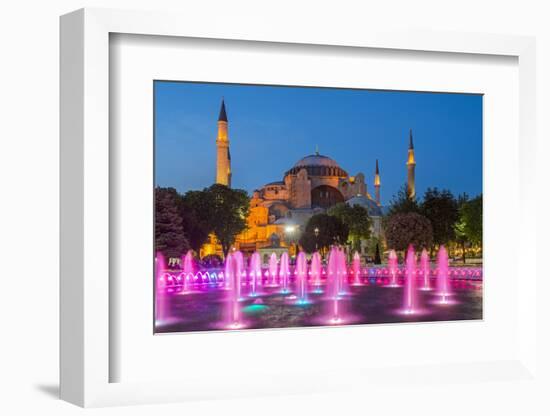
[287,168,311,208]
[261,184,289,201]
[338,172,367,199]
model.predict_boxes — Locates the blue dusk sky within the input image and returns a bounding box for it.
[154,81,482,205]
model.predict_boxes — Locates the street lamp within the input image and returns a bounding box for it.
[285,225,297,257]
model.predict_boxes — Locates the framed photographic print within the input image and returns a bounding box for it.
[153,82,483,334]
[60,8,538,408]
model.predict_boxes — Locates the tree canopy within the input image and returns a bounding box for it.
[327,202,372,252]
[385,212,433,252]
[299,213,349,253]
[179,189,216,252]
[155,187,189,258]
[386,183,421,216]
[460,194,482,246]
[206,184,250,257]
[155,184,249,258]
[384,184,483,260]
[420,187,459,248]
[374,243,382,264]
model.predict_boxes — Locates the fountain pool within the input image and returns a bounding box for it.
[155,246,482,333]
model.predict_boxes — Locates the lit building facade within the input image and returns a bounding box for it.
[202,99,417,260]
[233,151,385,257]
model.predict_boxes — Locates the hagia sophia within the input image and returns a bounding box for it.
[200,99,417,260]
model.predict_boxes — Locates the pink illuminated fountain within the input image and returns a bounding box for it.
[233,251,244,300]
[279,251,290,293]
[352,251,362,285]
[327,246,342,323]
[327,247,338,296]
[249,251,262,296]
[402,245,418,314]
[155,253,168,324]
[420,248,431,291]
[224,252,233,290]
[311,251,322,293]
[268,253,279,286]
[327,247,339,296]
[388,249,399,287]
[337,248,348,295]
[226,253,243,328]
[182,250,194,292]
[295,251,308,304]
[436,245,452,304]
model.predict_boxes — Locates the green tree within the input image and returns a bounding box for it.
[327,203,372,252]
[179,189,215,252]
[386,183,421,216]
[206,184,250,257]
[420,188,459,249]
[365,235,384,258]
[374,243,382,264]
[385,212,433,255]
[453,193,470,263]
[461,194,483,247]
[155,187,189,258]
[299,214,349,253]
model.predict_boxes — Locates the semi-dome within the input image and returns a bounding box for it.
[346,195,383,217]
[285,154,348,177]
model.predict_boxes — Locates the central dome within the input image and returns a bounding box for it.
[285,153,348,178]
[293,154,340,168]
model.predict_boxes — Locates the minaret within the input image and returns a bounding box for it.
[374,159,381,206]
[215,99,231,187]
[406,129,416,200]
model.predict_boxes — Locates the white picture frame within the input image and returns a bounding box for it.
[60,7,537,407]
